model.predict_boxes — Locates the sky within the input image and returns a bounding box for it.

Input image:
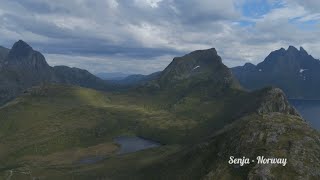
[0,0,320,74]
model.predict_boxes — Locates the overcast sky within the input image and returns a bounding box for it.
[0,0,319,74]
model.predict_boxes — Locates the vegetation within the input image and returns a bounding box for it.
[0,47,319,179]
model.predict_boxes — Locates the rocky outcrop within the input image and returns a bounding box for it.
[257,88,300,116]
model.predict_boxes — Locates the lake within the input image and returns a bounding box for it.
[289,99,320,130]
[114,136,161,155]
[78,136,161,165]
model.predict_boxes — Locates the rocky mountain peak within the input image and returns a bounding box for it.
[156,48,239,90]
[232,46,320,99]
[243,62,256,70]
[188,48,218,57]
[0,40,111,105]
[285,46,310,56]
[287,45,299,52]
[9,40,33,58]
[257,87,300,116]
[257,46,317,71]
[299,46,309,55]
[5,40,51,70]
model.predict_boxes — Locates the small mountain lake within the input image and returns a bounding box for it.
[77,136,161,165]
[114,136,161,155]
[289,99,320,130]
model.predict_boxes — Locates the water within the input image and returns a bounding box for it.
[114,136,161,155]
[289,99,320,130]
[77,136,161,165]
[78,156,105,164]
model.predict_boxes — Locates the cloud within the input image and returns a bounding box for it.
[287,0,320,12]
[0,0,319,73]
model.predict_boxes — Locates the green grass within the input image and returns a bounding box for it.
[0,84,319,179]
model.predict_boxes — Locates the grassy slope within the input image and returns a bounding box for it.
[0,84,318,179]
[0,83,253,178]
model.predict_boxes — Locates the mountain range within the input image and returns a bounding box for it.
[0,41,319,179]
[232,46,320,99]
[0,40,110,105]
[95,72,131,80]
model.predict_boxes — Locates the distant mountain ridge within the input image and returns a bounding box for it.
[0,40,110,105]
[96,72,131,80]
[232,46,320,99]
[109,71,161,86]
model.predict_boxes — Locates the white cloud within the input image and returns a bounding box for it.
[0,0,319,73]
[134,0,163,8]
[287,0,320,12]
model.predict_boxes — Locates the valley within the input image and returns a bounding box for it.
[0,41,319,179]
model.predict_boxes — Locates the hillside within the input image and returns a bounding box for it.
[0,48,319,179]
[232,46,320,99]
[0,40,111,106]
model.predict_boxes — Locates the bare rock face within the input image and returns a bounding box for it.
[257,88,300,116]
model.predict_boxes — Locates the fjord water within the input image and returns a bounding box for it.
[114,136,161,154]
[289,99,320,130]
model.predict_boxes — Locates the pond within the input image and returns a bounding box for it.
[78,156,105,164]
[77,136,161,165]
[114,136,161,155]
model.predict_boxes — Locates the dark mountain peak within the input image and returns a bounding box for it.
[268,47,286,56]
[5,40,52,73]
[183,48,220,64]
[156,48,240,90]
[244,62,255,68]
[240,62,256,71]
[299,46,309,55]
[9,40,33,57]
[286,45,310,56]
[287,45,298,52]
[232,45,320,99]
[258,45,315,70]
[172,48,221,66]
[188,48,218,56]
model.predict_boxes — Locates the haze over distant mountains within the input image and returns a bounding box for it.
[232,46,320,99]
[96,72,131,80]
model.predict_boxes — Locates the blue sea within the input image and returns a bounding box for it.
[289,99,320,130]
